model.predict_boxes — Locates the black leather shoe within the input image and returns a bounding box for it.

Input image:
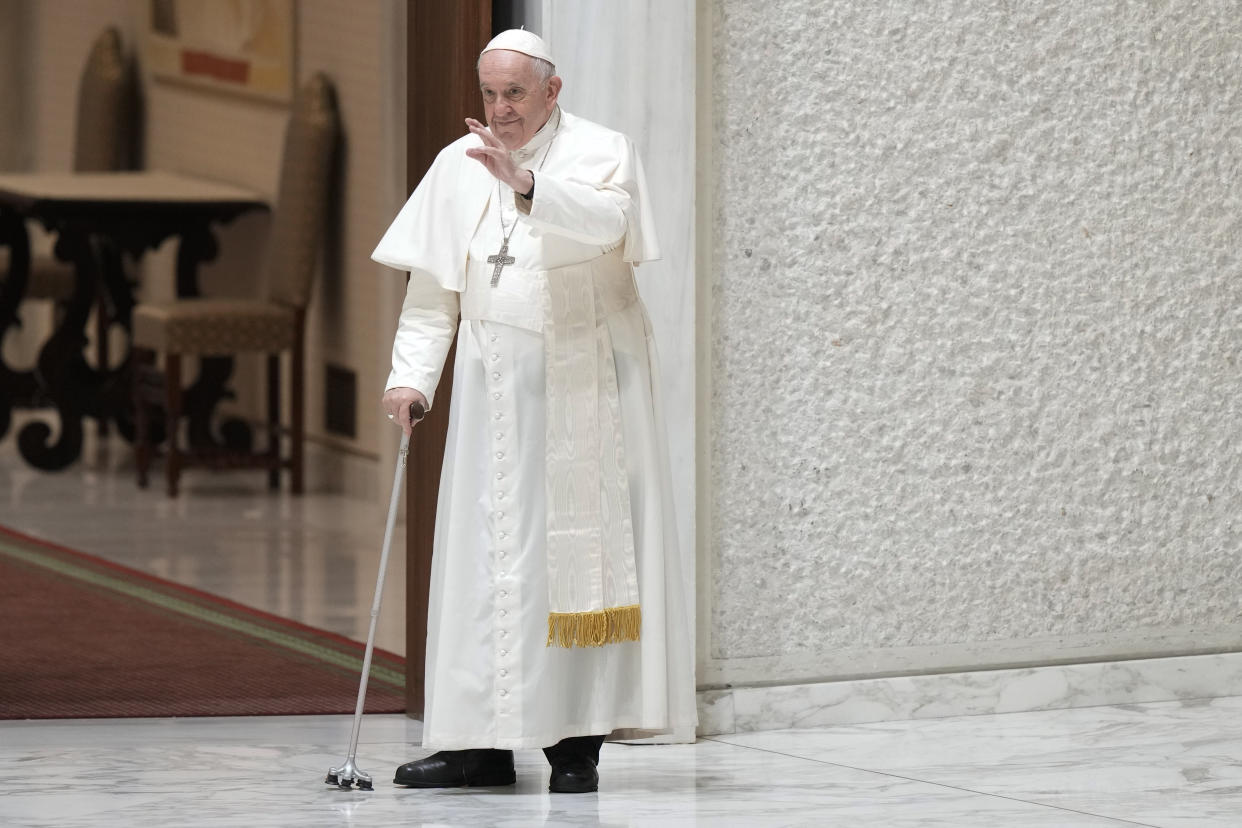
[394,749,516,788]
[548,759,599,793]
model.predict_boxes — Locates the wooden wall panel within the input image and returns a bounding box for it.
[403,0,490,718]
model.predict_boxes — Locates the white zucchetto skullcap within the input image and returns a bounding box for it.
[481,28,555,67]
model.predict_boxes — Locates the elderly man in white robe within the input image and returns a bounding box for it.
[372,29,697,794]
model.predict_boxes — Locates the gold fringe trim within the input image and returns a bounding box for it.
[546,604,642,648]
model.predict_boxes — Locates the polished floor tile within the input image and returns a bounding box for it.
[0,713,1179,828]
[716,697,1242,828]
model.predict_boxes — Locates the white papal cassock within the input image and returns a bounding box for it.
[372,107,698,750]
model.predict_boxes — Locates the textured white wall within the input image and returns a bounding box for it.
[707,0,1242,687]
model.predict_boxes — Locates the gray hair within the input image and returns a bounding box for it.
[477,53,556,86]
[529,56,555,84]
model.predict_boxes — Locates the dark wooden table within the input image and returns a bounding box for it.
[0,171,268,470]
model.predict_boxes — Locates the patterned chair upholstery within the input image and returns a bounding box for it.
[71,27,136,175]
[131,73,339,496]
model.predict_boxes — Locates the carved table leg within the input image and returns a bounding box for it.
[94,239,137,440]
[0,208,36,441]
[17,229,101,470]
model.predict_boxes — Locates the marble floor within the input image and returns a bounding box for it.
[0,420,406,655]
[2,427,1241,826]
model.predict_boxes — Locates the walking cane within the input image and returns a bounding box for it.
[326,400,425,790]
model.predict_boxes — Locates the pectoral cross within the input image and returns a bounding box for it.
[488,242,515,287]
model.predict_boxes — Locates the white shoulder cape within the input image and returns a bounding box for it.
[370,110,659,291]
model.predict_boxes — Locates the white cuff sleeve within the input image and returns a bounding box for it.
[386,269,460,408]
[522,173,628,247]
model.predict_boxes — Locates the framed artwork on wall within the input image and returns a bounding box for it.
[145,0,295,103]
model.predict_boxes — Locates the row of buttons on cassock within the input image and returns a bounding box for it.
[489,330,515,706]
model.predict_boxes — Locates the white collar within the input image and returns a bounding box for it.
[510,106,561,164]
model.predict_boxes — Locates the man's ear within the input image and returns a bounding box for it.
[547,75,563,105]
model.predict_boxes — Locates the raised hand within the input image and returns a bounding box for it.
[465,118,534,195]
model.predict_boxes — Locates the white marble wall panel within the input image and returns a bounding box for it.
[540,1,697,632]
[696,688,736,735]
[697,652,1242,735]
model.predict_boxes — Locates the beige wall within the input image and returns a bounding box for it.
[0,0,32,171]
[11,0,404,494]
[22,0,137,171]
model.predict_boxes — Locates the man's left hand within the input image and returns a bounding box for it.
[465,118,534,195]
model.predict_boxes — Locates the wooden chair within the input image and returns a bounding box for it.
[21,25,135,302]
[0,27,134,363]
[131,73,339,496]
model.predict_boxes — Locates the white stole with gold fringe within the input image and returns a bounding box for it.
[542,267,641,647]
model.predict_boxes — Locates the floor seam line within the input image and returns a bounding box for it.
[700,737,1162,828]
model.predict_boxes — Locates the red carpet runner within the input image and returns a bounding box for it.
[0,525,405,719]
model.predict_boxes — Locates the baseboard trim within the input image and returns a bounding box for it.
[696,651,1242,735]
